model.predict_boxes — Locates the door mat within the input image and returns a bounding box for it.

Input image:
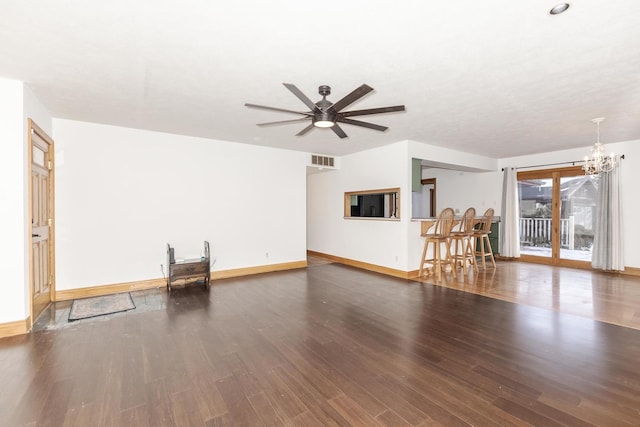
[68,292,136,321]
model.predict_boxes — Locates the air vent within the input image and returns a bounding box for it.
[311,154,335,168]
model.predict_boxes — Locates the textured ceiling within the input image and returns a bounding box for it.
[1,0,639,158]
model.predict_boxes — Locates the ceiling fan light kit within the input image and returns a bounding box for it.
[313,111,335,128]
[245,83,406,139]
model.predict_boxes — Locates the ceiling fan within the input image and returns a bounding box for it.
[245,83,405,139]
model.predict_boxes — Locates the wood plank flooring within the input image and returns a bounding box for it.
[2,262,640,426]
[415,260,640,330]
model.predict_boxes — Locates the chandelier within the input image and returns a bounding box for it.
[583,117,616,175]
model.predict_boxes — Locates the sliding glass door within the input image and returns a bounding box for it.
[518,166,597,267]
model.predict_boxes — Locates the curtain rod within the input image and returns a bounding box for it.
[501,154,625,171]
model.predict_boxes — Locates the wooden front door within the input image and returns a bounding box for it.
[29,119,55,326]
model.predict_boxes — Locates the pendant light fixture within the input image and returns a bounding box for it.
[583,117,616,175]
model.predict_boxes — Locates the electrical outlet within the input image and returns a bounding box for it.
[266,252,269,259]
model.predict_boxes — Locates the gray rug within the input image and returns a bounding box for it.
[69,292,136,321]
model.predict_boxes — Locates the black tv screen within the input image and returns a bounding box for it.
[356,194,384,217]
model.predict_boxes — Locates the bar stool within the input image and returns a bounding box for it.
[474,208,496,270]
[450,207,477,274]
[419,208,457,281]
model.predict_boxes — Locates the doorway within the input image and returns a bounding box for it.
[29,119,55,327]
[421,178,436,217]
[517,166,596,268]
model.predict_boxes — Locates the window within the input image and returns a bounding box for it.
[344,188,400,220]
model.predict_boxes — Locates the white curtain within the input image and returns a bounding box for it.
[501,167,521,258]
[592,156,624,271]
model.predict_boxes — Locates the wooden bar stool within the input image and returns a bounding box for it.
[474,208,496,270]
[419,208,457,281]
[450,207,477,274]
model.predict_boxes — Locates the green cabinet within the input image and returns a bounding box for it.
[412,158,422,192]
[476,221,499,255]
[488,221,500,254]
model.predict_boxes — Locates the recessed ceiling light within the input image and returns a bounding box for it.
[549,3,570,15]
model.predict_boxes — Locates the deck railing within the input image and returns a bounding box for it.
[519,217,575,249]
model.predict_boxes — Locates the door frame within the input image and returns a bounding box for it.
[421,178,436,217]
[517,166,592,269]
[28,118,56,328]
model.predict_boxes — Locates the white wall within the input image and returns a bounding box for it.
[498,145,596,171]
[307,141,409,270]
[408,140,501,219]
[23,85,53,137]
[408,139,498,171]
[421,168,502,217]
[0,78,26,322]
[615,140,640,268]
[53,119,308,290]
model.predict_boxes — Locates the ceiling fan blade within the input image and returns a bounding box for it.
[245,103,312,116]
[337,117,388,132]
[283,83,322,113]
[330,84,374,112]
[331,124,348,139]
[296,123,315,136]
[257,118,311,127]
[340,105,406,118]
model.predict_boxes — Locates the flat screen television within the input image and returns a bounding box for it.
[350,194,384,217]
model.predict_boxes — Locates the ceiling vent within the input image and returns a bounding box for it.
[310,154,336,168]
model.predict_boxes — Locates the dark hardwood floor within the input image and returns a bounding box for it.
[2,262,640,426]
[415,260,640,331]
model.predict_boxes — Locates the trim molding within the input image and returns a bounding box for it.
[309,251,640,280]
[620,267,640,277]
[497,256,640,276]
[211,260,307,280]
[307,250,413,279]
[55,260,308,301]
[0,317,30,338]
[56,278,166,301]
